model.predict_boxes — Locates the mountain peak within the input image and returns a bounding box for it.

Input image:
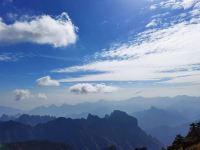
[109,110,138,126]
[0,110,161,150]
[110,110,128,117]
[87,113,100,120]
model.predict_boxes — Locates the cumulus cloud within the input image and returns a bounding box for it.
[14,89,32,101]
[69,83,118,94]
[13,89,47,101]
[0,12,77,47]
[36,76,60,87]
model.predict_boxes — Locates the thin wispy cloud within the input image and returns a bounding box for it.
[0,54,12,61]
[157,0,200,10]
[0,12,77,47]
[52,1,200,85]
[146,19,159,28]
[0,53,24,62]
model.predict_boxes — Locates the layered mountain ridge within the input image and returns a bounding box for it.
[0,110,161,150]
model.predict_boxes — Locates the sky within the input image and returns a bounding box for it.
[0,0,200,110]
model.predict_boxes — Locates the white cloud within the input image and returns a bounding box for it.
[36,76,60,87]
[13,89,47,101]
[48,0,200,87]
[182,0,199,9]
[162,74,200,84]
[158,0,200,10]
[37,93,47,99]
[150,5,157,10]
[69,83,118,94]
[194,1,200,8]
[0,12,77,47]
[146,19,159,28]
[14,89,32,101]
[0,55,11,61]
[54,11,200,84]
[0,53,24,62]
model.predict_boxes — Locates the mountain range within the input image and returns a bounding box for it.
[0,110,161,150]
[0,106,22,116]
[28,96,200,122]
[0,114,56,126]
[133,106,187,130]
[132,106,196,147]
[1,96,200,120]
[1,96,200,149]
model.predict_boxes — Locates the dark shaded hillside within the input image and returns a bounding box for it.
[0,121,33,143]
[0,114,56,126]
[0,110,161,150]
[146,119,200,147]
[34,110,161,150]
[167,123,200,150]
[16,114,56,126]
[0,141,74,150]
[0,115,16,121]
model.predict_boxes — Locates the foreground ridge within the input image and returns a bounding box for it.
[0,110,161,150]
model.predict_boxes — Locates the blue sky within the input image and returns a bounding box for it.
[0,0,200,109]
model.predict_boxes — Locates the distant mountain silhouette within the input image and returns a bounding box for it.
[146,119,200,147]
[134,106,187,129]
[0,110,161,150]
[0,114,56,126]
[0,106,22,116]
[29,96,200,123]
[1,96,200,121]
[133,106,199,147]
[29,101,114,117]
[147,124,188,147]
[0,114,17,121]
